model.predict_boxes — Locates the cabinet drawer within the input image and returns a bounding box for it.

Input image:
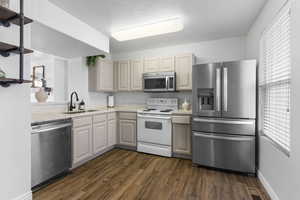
[93,113,107,123]
[119,112,137,120]
[107,112,117,120]
[73,116,92,128]
[172,116,191,124]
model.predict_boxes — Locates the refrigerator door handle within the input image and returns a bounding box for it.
[223,67,228,112]
[216,68,221,112]
[193,132,253,141]
[193,118,255,125]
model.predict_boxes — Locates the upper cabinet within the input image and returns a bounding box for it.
[130,59,143,91]
[144,57,160,72]
[89,60,114,92]
[143,56,175,73]
[118,60,131,91]
[160,56,175,72]
[175,54,195,90]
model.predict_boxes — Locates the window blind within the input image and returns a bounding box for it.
[260,2,291,154]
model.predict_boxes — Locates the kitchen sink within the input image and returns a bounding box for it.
[63,110,99,114]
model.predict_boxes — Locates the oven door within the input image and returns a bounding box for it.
[137,114,172,145]
[143,77,168,92]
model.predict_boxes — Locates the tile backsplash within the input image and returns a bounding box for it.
[115,91,192,108]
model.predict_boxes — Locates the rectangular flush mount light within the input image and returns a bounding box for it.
[111,17,183,41]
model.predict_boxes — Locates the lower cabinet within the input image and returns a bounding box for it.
[118,112,137,147]
[108,113,117,146]
[72,112,116,167]
[172,115,192,156]
[93,114,108,154]
[73,116,93,165]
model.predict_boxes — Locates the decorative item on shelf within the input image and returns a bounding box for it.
[0,0,9,8]
[86,55,106,67]
[35,87,48,103]
[0,67,6,78]
[78,100,86,111]
[182,97,191,111]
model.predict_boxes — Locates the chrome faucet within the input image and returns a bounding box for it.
[69,91,79,111]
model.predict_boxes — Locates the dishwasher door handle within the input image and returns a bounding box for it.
[32,123,72,134]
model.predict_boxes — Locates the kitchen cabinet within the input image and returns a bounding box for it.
[175,54,194,90]
[118,60,131,91]
[118,112,137,147]
[108,113,117,146]
[172,115,191,155]
[144,57,160,72]
[159,56,175,72]
[93,114,108,154]
[73,116,93,165]
[89,60,114,92]
[130,59,143,91]
[144,56,174,72]
[113,61,119,91]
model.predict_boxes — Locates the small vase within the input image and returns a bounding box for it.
[0,0,10,8]
[0,68,6,78]
[35,88,48,103]
[182,98,190,111]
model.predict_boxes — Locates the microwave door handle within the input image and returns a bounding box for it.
[166,77,169,90]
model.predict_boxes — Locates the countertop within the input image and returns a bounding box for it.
[31,105,192,124]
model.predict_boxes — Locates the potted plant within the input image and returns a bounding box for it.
[86,55,106,67]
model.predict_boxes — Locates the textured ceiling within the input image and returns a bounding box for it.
[50,0,266,53]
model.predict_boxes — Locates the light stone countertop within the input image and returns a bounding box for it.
[31,105,192,124]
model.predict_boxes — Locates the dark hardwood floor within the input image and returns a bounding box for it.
[33,149,270,200]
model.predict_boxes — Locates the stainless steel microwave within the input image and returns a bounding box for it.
[143,72,176,92]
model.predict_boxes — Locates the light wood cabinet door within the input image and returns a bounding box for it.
[89,60,114,92]
[144,57,160,72]
[108,119,117,146]
[118,60,130,91]
[93,120,108,154]
[113,61,119,92]
[73,124,93,164]
[119,119,136,147]
[130,59,143,91]
[99,60,114,91]
[159,56,174,72]
[175,54,194,90]
[172,123,191,155]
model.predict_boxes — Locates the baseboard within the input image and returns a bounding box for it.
[12,191,32,200]
[258,170,280,200]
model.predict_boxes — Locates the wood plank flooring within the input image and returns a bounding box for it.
[33,149,270,200]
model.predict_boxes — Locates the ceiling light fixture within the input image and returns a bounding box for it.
[111,17,183,41]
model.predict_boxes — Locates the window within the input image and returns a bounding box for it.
[260,2,291,155]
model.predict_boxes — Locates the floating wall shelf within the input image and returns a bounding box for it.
[0,0,34,88]
[0,41,33,57]
[0,5,33,27]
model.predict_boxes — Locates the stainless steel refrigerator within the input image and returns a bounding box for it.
[192,60,257,174]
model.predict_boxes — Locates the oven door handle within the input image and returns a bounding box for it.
[138,114,172,120]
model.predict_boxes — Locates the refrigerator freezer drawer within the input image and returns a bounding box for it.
[192,132,255,173]
[192,117,255,136]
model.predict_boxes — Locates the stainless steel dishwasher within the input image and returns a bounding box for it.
[31,119,72,189]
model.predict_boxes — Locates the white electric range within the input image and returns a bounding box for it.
[137,98,178,157]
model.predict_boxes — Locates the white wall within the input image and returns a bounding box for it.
[113,36,246,105]
[27,0,109,53]
[67,58,109,106]
[246,0,300,200]
[113,36,246,64]
[0,1,32,200]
